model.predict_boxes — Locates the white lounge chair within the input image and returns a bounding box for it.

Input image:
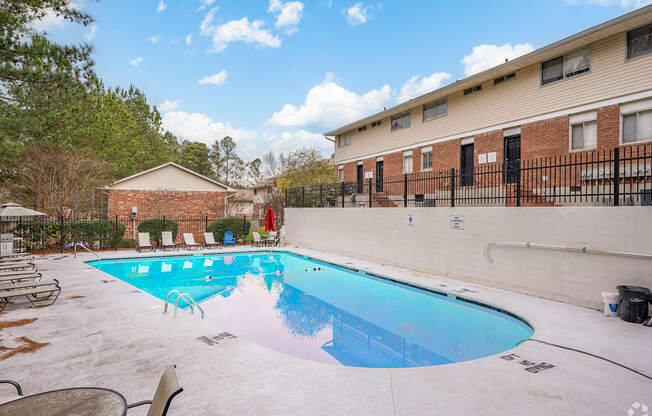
[278,228,287,246]
[138,232,155,252]
[161,231,178,251]
[0,284,61,312]
[183,233,201,250]
[203,232,221,249]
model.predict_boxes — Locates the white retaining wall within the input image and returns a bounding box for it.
[285,207,652,309]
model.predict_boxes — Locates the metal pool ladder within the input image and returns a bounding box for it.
[164,289,205,319]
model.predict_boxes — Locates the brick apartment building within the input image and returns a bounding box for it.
[106,162,235,217]
[326,7,652,204]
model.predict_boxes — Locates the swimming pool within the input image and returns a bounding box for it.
[88,251,532,368]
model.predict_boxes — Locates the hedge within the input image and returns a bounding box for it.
[137,219,179,245]
[207,217,250,242]
[12,221,125,250]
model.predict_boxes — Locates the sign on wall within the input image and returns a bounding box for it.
[365,171,373,179]
[408,214,415,226]
[449,215,465,230]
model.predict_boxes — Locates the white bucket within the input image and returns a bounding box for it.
[601,292,619,317]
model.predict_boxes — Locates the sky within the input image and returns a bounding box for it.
[39,0,651,161]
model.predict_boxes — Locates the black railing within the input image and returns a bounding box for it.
[1,214,280,254]
[285,144,652,208]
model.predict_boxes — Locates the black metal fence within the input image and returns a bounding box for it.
[1,214,279,254]
[285,144,652,208]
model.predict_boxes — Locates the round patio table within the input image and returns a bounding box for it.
[0,387,127,416]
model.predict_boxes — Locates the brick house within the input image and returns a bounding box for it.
[106,162,236,218]
[326,8,652,205]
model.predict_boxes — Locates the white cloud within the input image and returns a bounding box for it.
[130,57,143,67]
[29,0,82,32]
[161,111,258,157]
[268,0,305,34]
[84,24,98,40]
[200,12,282,53]
[564,0,651,8]
[149,34,161,44]
[268,73,391,129]
[397,72,452,103]
[158,100,179,112]
[461,43,534,76]
[263,129,331,154]
[157,0,167,12]
[344,3,370,26]
[198,0,217,11]
[198,70,229,86]
[185,34,193,45]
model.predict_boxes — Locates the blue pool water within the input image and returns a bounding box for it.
[88,252,532,368]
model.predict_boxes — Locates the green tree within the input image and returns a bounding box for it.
[276,147,336,191]
[247,158,263,185]
[179,142,213,177]
[210,136,244,186]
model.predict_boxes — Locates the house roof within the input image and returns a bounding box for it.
[232,190,254,202]
[109,162,237,192]
[324,5,652,137]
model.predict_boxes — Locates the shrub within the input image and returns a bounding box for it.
[207,217,251,242]
[120,238,137,248]
[12,220,125,250]
[138,219,178,245]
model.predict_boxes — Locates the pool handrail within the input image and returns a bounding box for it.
[164,289,204,319]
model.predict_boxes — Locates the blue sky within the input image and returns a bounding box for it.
[39,0,650,160]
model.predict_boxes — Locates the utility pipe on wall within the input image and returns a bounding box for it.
[483,242,652,263]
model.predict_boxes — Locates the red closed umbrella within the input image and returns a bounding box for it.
[265,205,275,232]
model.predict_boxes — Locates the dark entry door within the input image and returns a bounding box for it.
[376,160,384,192]
[460,143,474,186]
[356,164,364,193]
[503,134,521,184]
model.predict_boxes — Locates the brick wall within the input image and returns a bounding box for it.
[339,102,624,182]
[107,189,227,217]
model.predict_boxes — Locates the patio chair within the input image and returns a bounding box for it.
[265,231,278,247]
[161,231,178,251]
[251,232,262,247]
[183,233,201,250]
[0,283,61,312]
[138,233,155,253]
[223,231,236,247]
[278,228,287,247]
[0,272,42,285]
[127,365,183,416]
[0,261,35,272]
[0,278,59,291]
[0,380,23,405]
[203,232,221,249]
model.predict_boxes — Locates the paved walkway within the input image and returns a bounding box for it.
[1,247,650,415]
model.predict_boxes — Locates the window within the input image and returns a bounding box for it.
[338,166,344,182]
[371,120,381,127]
[627,23,652,60]
[463,85,482,95]
[338,133,351,147]
[493,72,516,85]
[423,98,447,121]
[571,121,597,150]
[403,152,413,174]
[391,112,411,131]
[541,48,590,85]
[421,148,433,170]
[358,125,367,132]
[623,110,652,144]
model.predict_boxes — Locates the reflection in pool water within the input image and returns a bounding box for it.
[89,252,532,368]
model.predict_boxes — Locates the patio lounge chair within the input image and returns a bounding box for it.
[0,380,23,405]
[251,232,262,247]
[0,283,61,312]
[223,231,236,247]
[127,365,183,416]
[138,232,155,253]
[0,279,59,291]
[0,262,35,272]
[203,232,221,249]
[0,270,41,282]
[183,233,201,250]
[161,231,178,251]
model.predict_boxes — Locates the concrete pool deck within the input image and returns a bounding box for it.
[1,247,650,415]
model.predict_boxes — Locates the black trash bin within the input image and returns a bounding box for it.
[617,285,652,323]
